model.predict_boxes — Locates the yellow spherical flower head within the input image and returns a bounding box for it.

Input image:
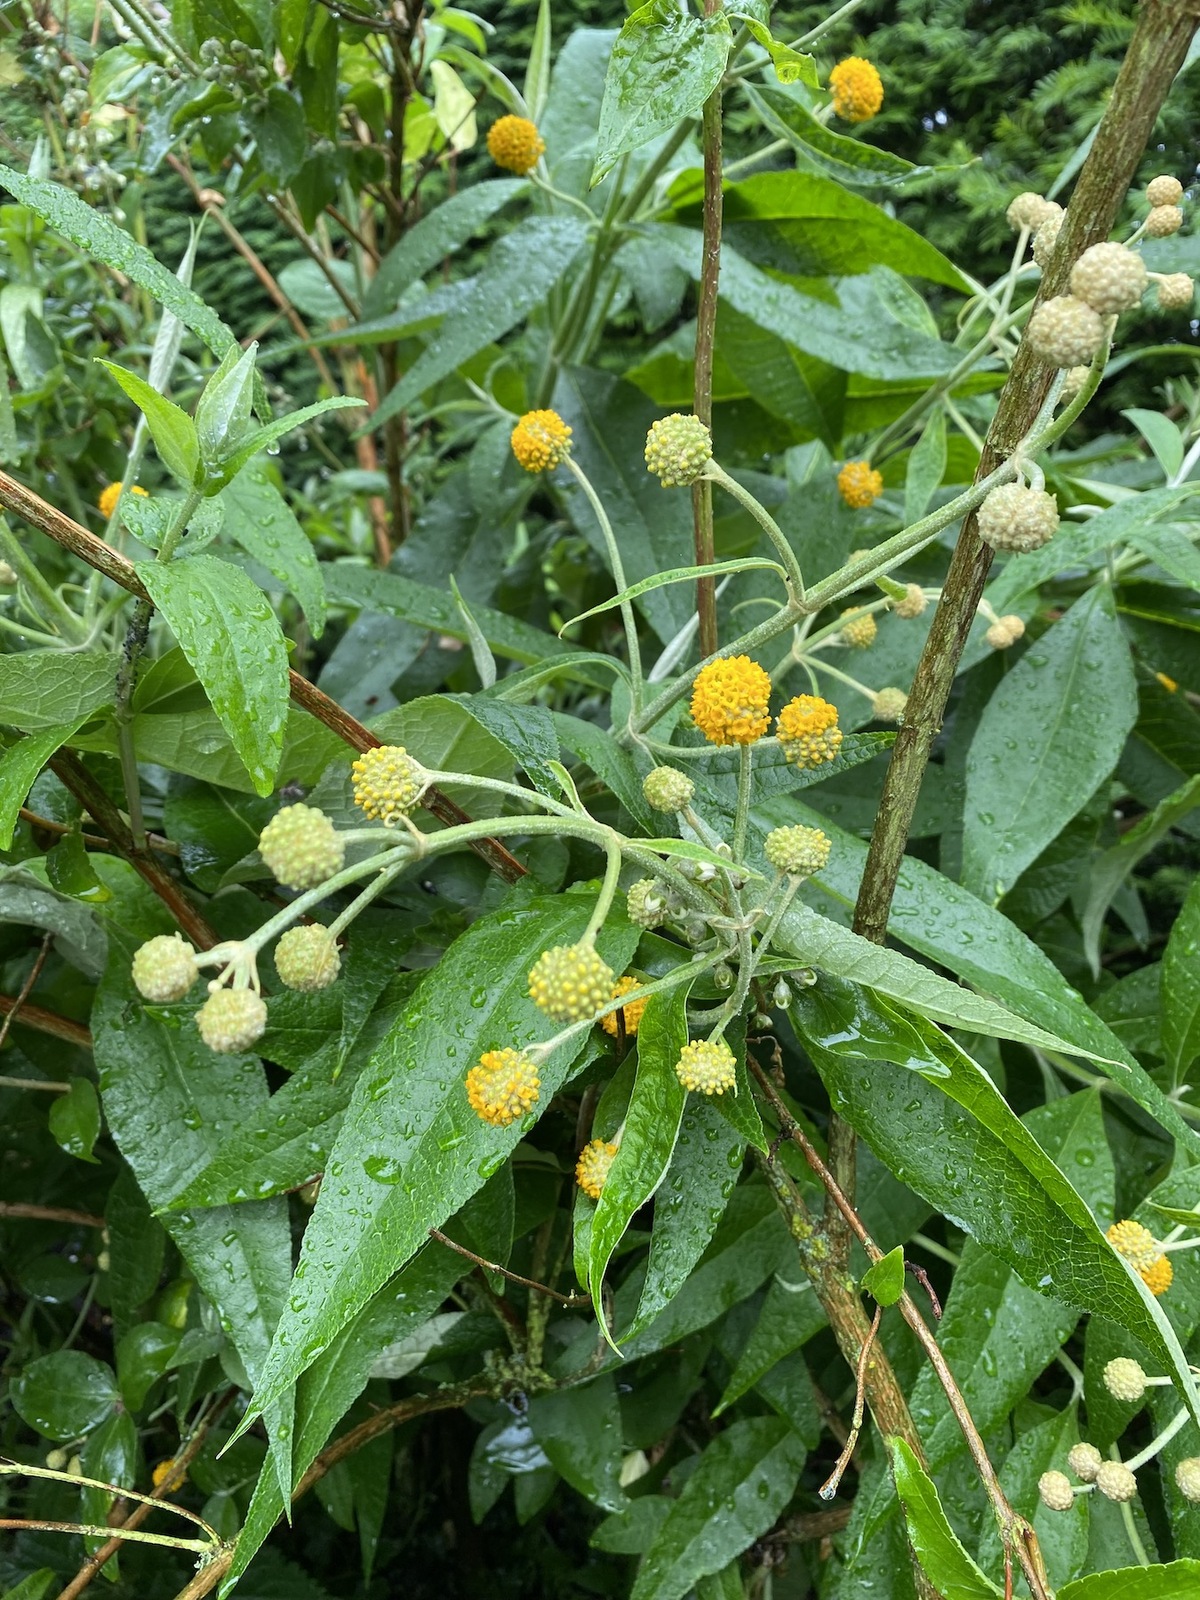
[1141,1254,1173,1297]
[837,460,884,509]
[466,1048,540,1127]
[764,824,831,879]
[511,409,572,473]
[352,744,426,826]
[675,1037,737,1096]
[576,1138,618,1199]
[1107,1218,1161,1271]
[99,481,148,518]
[776,695,843,769]
[487,114,545,175]
[529,942,615,1023]
[690,655,772,746]
[600,975,649,1038]
[839,607,877,650]
[829,56,883,123]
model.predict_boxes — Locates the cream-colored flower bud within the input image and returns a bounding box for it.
[1069,242,1147,315]
[1146,204,1184,237]
[1103,1357,1147,1403]
[893,583,926,619]
[1028,295,1105,368]
[1175,1457,1200,1504]
[1007,192,1061,233]
[1068,1442,1103,1483]
[1155,272,1195,311]
[1038,1470,1074,1511]
[1033,213,1063,270]
[1095,1461,1138,1503]
[1147,175,1184,208]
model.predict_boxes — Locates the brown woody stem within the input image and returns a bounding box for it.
[690,10,724,660]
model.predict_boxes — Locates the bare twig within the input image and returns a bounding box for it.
[819,1303,881,1501]
[0,931,52,1053]
[428,1228,590,1306]
[0,995,92,1050]
[0,1202,105,1227]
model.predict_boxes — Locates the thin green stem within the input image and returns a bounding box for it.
[703,462,805,598]
[584,835,624,943]
[733,743,753,860]
[793,0,873,49]
[0,520,88,642]
[564,457,643,707]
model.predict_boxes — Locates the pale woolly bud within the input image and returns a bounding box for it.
[1095,1461,1137,1503]
[259,804,345,890]
[771,978,792,1008]
[871,687,908,722]
[1069,243,1147,314]
[274,924,341,992]
[644,414,713,487]
[1146,205,1184,237]
[1007,193,1061,233]
[0,560,17,585]
[1155,272,1195,311]
[839,607,877,649]
[985,613,1026,651]
[1147,175,1184,208]
[1028,295,1106,368]
[642,765,695,813]
[1068,1443,1103,1483]
[132,934,198,1002]
[196,988,267,1054]
[1103,1357,1147,1403]
[893,583,926,619]
[1175,1457,1200,1504]
[1033,213,1063,270]
[976,483,1059,554]
[1038,1470,1074,1512]
[1060,365,1091,402]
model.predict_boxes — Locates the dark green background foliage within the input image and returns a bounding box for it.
[2,2,1200,1599]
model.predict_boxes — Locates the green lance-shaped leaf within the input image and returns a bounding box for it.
[763,797,1200,1154]
[221,464,327,637]
[96,361,200,489]
[223,1240,466,1589]
[372,215,589,426]
[889,1439,1001,1600]
[626,1093,744,1341]
[209,395,364,490]
[560,558,787,634]
[361,180,528,318]
[0,714,100,849]
[0,166,238,360]
[905,409,948,524]
[747,83,951,188]
[788,979,1200,1426]
[234,891,638,1439]
[133,555,290,796]
[1162,875,1200,1085]
[630,1417,807,1600]
[962,589,1137,903]
[593,0,732,186]
[1058,1563,1200,1600]
[588,982,692,1346]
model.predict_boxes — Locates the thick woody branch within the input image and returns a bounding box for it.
[0,470,527,891]
[852,0,1200,948]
